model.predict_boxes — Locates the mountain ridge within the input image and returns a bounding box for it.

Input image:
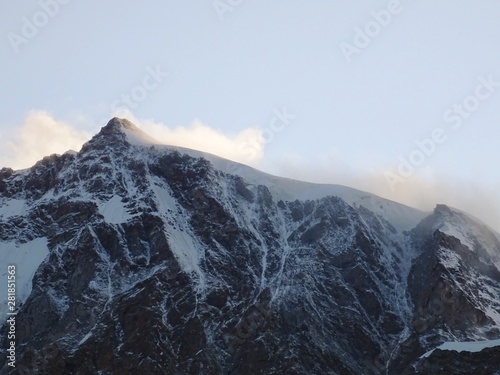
[0,118,499,374]
[99,118,429,232]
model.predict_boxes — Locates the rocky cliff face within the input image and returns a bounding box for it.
[1,118,499,374]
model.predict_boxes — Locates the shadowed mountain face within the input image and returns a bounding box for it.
[1,118,500,374]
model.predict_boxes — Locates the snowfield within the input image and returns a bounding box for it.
[0,238,49,319]
[421,338,500,358]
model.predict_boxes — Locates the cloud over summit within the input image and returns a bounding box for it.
[0,111,265,170]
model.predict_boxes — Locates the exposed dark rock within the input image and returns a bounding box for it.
[1,119,499,374]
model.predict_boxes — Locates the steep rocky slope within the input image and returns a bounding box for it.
[0,118,499,374]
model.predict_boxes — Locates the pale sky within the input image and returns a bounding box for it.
[1,1,500,231]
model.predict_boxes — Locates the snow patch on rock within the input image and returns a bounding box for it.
[438,223,475,250]
[421,338,500,358]
[0,199,27,219]
[98,195,132,224]
[0,238,49,319]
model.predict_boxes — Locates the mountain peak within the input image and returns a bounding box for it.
[99,117,142,138]
[107,117,138,130]
[434,204,453,215]
[108,117,160,146]
[82,118,160,153]
[2,116,500,374]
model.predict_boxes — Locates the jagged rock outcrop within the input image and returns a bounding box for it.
[1,118,499,374]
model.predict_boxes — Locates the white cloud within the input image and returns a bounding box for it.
[3,111,498,233]
[112,109,265,165]
[377,174,500,234]
[0,110,266,170]
[266,153,500,233]
[0,111,89,170]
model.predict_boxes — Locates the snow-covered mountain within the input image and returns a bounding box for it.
[1,118,499,374]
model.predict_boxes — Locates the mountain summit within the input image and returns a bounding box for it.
[1,119,500,374]
[102,117,139,134]
[83,117,160,151]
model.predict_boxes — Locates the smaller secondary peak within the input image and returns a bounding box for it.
[434,204,453,215]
